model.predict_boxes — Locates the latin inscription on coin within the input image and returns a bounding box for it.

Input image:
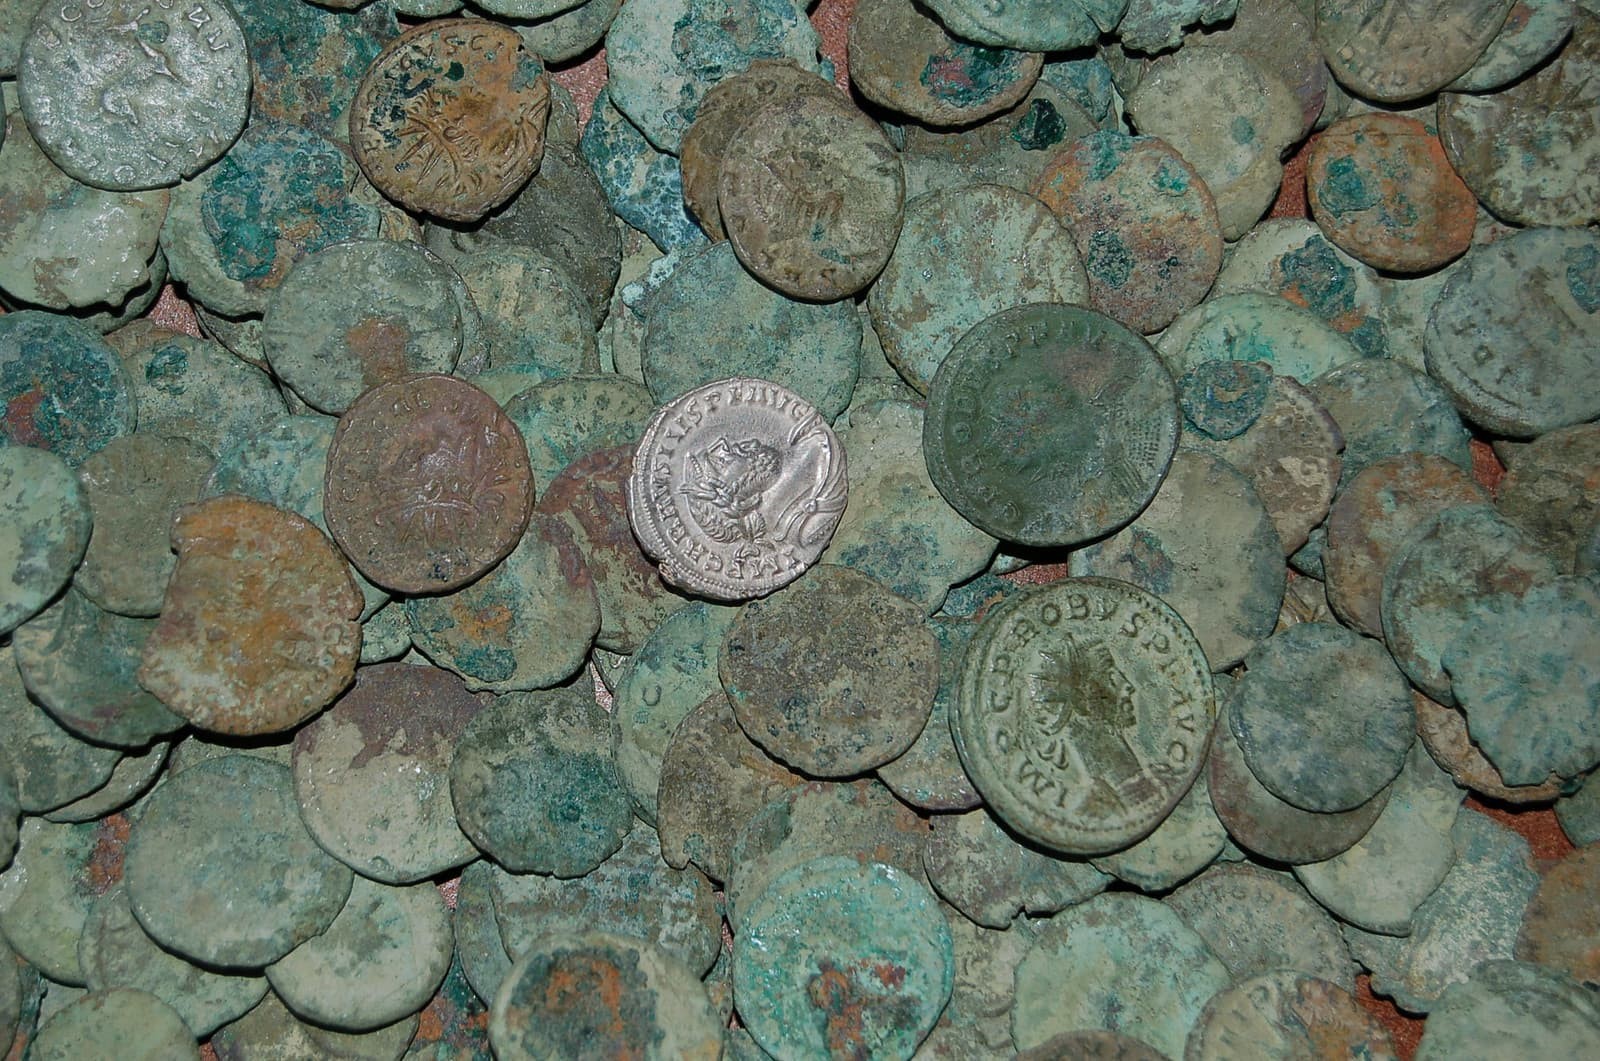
[1315,0,1515,103]
[18,0,251,190]
[324,374,534,594]
[350,20,550,222]
[626,377,847,601]
[953,578,1215,855]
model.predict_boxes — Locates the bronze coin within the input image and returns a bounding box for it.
[324,374,534,595]
[1315,0,1516,103]
[350,20,551,223]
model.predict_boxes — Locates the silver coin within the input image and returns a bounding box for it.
[626,376,847,601]
[18,0,251,191]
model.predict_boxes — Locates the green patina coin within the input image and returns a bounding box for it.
[655,692,806,884]
[1495,423,1600,573]
[490,823,721,977]
[1382,503,1561,705]
[726,780,929,932]
[1178,360,1273,441]
[262,240,463,415]
[454,860,514,1008]
[29,988,198,1061]
[1011,891,1231,1058]
[1165,862,1357,992]
[78,884,267,1037]
[0,310,134,466]
[0,444,89,634]
[266,877,452,1032]
[922,806,1110,929]
[611,602,739,826]
[1188,0,1328,135]
[643,242,860,422]
[924,303,1179,547]
[491,931,721,1060]
[1450,0,1577,92]
[1309,356,1471,492]
[1425,226,1600,437]
[1187,971,1399,1061]
[876,616,984,812]
[1445,576,1600,786]
[581,87,707,253]
[733,856,952,1061]
[402,955,490,1060]
[161,120,382,319]
[720,565,939,777]
[504,375,654,493]
[0,107,168,311]
[123,755,354,968]
[953,578,1215,855]
[359,602,410,664]
[1126,48,1300,240]
[1293,740,1465,937]
[1414,688,1564,804]
[1438,9,1600,227]
[448,681,634,876]
[849,0,1043,128]
[1230,622,1414,813]
[826,401,997,615]
[236,0,398,143]
[13,587,183,748]
[73,434,212,617]
[868,185,1087,396]
[41,739,167,824]
[0,644,120,814]
[512,0,622,64]
[0,817,105,983]
[118,334,287,458]
[406,512,599,693]
[1091,765,1227,893]
[1069,448,1285,672]
[1417,959,1600,1060]
[452,247,596,384]
[1345,808,1540,1014]
[211,991,419,1061]
[292,662,483,884]
[1315,0,1514,103]
[919,0,1121,50]
[0,0,42,76]
[1120,0,1240,52]
[1159,291,1365,385]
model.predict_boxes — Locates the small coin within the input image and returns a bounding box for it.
[18,0,250,190]
[350,20,550,222]
[953,578,1215,855]
[324,374,534,595]
[1314,0,1515,103]
[923,303,1179,548]
[627,377,848,601]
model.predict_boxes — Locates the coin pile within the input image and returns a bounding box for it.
[2,0,1600,1056]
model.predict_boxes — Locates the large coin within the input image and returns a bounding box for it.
[626,377,847,601]
[18,0,251,191]
[952,578,1215,856]
[923,303,1179,548]
[324,374,534,595]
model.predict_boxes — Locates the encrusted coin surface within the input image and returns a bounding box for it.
[1186,971,1399,1061]
[923,303,1179,548]
[324,374,533,595]
[953,578,1215,856]
[1314,0,1515,103]
[0,445,90,635]
[350,20,550,222]
[627,377,847,602]
[18,0,251,190]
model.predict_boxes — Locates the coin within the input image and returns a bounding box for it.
[324,374,533,595]
[1186,972,1399,1061]
[0,445,90,636]
[17,0,250,190]
[953,577,1215,855]
[1314,0,1515,103]
[627,377,848,601]
[923,303,1179,548]
[350,20,550,223]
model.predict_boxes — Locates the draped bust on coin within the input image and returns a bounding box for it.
[626,377,847,601]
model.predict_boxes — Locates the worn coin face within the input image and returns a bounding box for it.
[1315,0,1515,103]
[923,303,1180,548]
[953,578,1215,856]
[325,374,534,595]
[18,0,251,191]
[627,377,848,601]
[350,20,550,222]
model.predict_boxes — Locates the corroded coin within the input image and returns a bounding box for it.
[953,578,1215,856]
[627,377,848,601]
[923,303,1179,548]
[18,0,251,190]
[718,91,904,302]
[324,374,534,595]
[1314,0,1515,103]
[0,446,90,636]
[1186,971,1399,1061]
[350,20,550,222]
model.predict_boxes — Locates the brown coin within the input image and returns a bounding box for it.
[1412,690,1564,803]
[1315,0,1516,103]
[1322,452,1487,639]
[137,496,363,736]
[1516,844,1600,987]
[718,90,905,302]
[679,60,838,241]
[1186,971,1398,1060]
[324,374,534,595]
[350,20,551,223]
[1306,113,1477,273]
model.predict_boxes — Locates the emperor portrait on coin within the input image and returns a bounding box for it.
[626,377,847,601]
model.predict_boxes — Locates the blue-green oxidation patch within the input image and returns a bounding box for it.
[1566,242,1600,313]
[1087,229,1134,288]
[1230,115,1256,145]
[1315,156,1379,217]
[1152,159,1189,195]
[1011,99,1067,151]
[1085,130,1130,180]
[1281,239,1357,317]
[920,44,1023,108]
[1179,359,1271,440]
